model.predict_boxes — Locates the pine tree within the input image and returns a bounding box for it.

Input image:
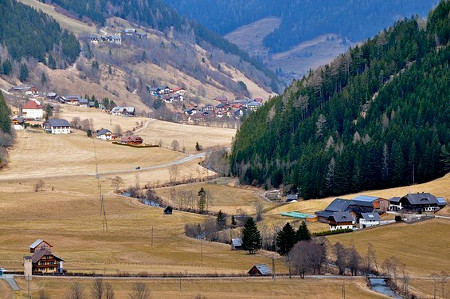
[391,140,405,186]
[275,222,296,256]
[216,210,226,230]
[0,91,11,134]
[197,187,206,213]
[2,59,12,76]
[19,64,29,82]
[296,221,311,242]
[242,217,262,254]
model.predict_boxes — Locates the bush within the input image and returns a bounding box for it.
[395,215,402,222]
[313,229,353,236]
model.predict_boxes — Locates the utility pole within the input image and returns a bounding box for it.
[272,257,276,280]
[179,273,182,292]
[200,238,203,263]
[151,226,154,247]
[342,280,346,299]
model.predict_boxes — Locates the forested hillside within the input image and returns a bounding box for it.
[231,1,450,199]
[0,0,79,67]
[0,91,11,166]
[166,0,437,54]
[47,0,282,92]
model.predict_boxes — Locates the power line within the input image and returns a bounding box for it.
[92,132,108,232]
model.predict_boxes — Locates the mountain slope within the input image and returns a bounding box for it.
[0,0,79,67]
[42,0,283,93]
[165,0,438,54]
[230,1,450,199]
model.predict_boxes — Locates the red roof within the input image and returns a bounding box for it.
[23,100,42,110]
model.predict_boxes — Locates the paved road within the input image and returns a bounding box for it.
[2,275,20,291]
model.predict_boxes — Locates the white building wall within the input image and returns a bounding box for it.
[51,126,70,134]
[23,108,43,119]
[359,219,380,228]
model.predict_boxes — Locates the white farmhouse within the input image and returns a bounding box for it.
[359,212,381,229]
[96,129,113,140]
[22,100,43,120]
[44,119,71,134]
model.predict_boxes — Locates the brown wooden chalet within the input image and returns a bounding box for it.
[120,135,143,145]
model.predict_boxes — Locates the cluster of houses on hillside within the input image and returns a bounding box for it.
[183,96,264,123]
[315,193,447,231]
[90,28,148,46]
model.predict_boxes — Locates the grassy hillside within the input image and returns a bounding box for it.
[231,1,450,198]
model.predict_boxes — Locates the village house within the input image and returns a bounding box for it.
[389,193,447,212]
[248,264,271,276]
[328,211,355,231]
[101,35,122,45]
[46,92,58,100]
[352,195,389,213]
[246,101,263,112]
[22,100,43,120]
[359,212,381,229]
[120,135,143,145]
[172,87,186,95]
[44,119,71,134]
[316,196,382,223]
[96,129,113,140]
[90,35,100,44]
[111,106,136,116]
[29,239,52,253]
[231,238,243,250]
[65,95,81,106]
[24,240,64,275]
[79,98,89,108]
[12,117,25,130]
[124,28,137,35]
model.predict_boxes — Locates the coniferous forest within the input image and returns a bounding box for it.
[0,0,80,66]
[231,1,450,199]
[165,0,438,54]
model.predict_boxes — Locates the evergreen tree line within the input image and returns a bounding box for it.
[47,0,282,92]
[165,0,437,54]
[231,2,450,199]
[0,0,80,66]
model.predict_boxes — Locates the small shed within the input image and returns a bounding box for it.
[286,194,299,202]
[248,264,271,276]
[231,238,243,250]
[164,206,173,215]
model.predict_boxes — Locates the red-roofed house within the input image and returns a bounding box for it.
[22,100,43,120]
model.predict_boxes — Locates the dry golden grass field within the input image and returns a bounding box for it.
[9,276,385,299]
[327,219,450,276]
[155,182,276,214]
[0,129,184,180]
[17,0,96,35]
[59,105,237,153]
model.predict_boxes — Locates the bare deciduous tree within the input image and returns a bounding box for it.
[334,242,347,275]
[253,202,264,222]
[91,279,104,299]
[34,179,45,192]
[111,176,124,191]
[168,164,179,183]
[171,139,180,151]
[104,282,115,299]
[128,282,151,299]
[65,282,84,299]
